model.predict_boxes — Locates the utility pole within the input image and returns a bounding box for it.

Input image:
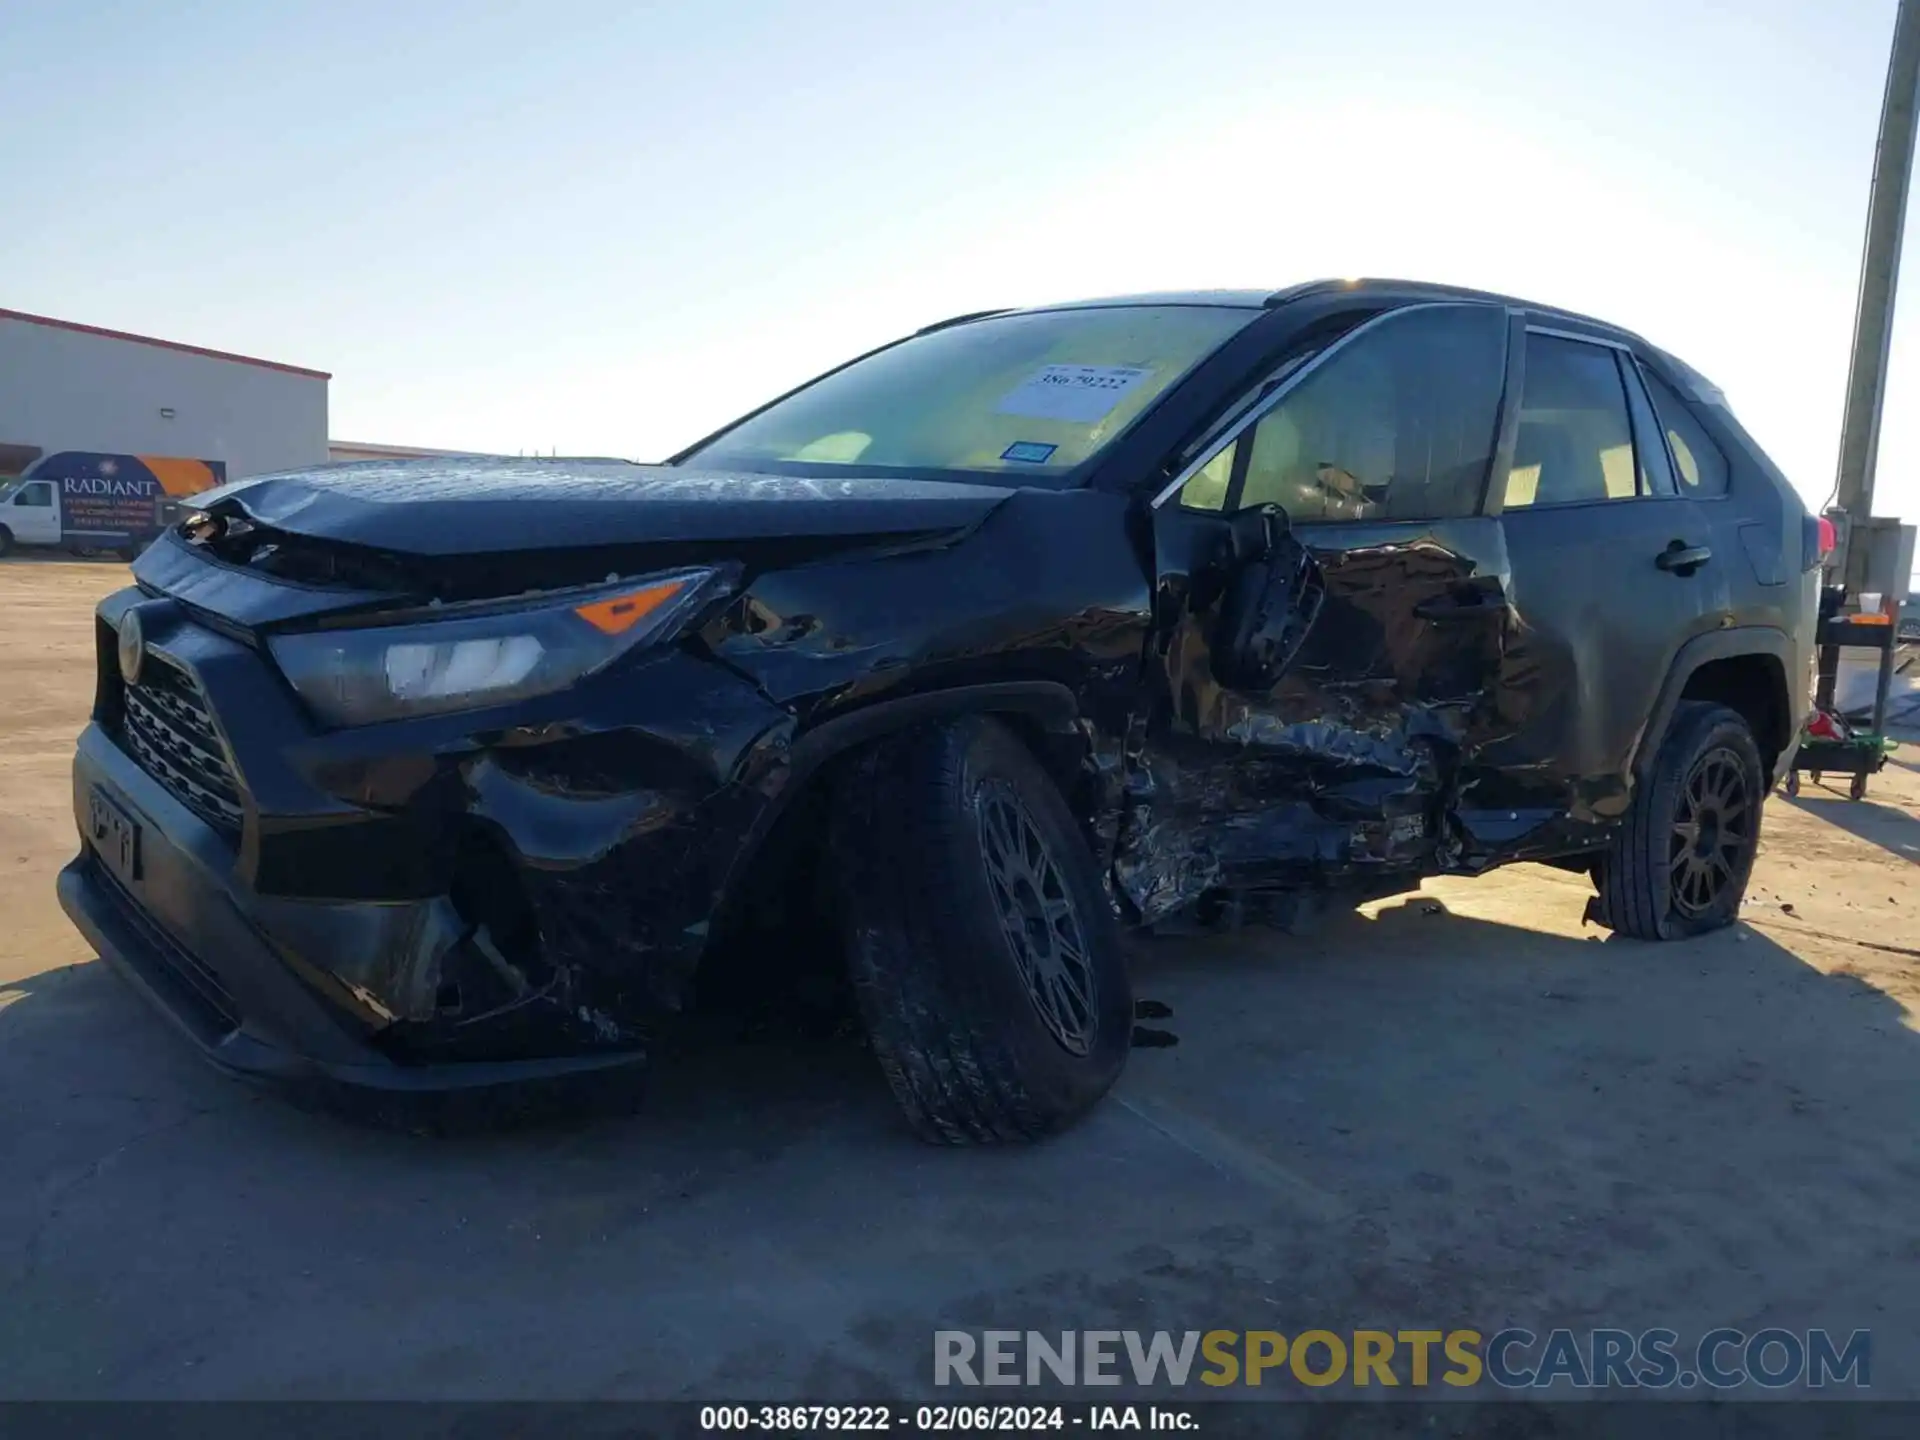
[1832,0,1920,594]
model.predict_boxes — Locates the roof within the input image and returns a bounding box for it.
[989,279,1656,364]
[1013,289,1277,312]
[1009,279,1633,335]
[0,307,331,380]
[1271,276,1628,327]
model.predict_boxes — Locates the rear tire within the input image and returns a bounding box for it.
[830,715,1133,1143]
[1595,702,1764,940]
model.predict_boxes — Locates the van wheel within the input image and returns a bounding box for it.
[829,715,1133,1143]
[1594,702,1763,940]
[0,525,13,558]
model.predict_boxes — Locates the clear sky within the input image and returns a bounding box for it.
[3,0,1916,528]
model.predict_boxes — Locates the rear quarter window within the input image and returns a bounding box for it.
[1640,368,1731,498]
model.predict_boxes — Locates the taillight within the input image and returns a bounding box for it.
[1804,514,1835,571]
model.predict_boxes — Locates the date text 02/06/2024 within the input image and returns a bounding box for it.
[697,1403,1194,1432]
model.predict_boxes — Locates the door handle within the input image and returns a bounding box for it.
[1414,578,1506,621]
[1656,540,1712,575]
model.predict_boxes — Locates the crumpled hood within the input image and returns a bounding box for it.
[193,458,1017,556]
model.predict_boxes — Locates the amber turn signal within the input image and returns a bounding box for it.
[574,579,688,636]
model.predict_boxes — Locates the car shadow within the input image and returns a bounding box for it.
[3,887,1919,1401]
[1782,792,1920,865]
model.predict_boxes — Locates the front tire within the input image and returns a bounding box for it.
[830,715,1133,1143]
[0,525,13,558]
[1595,702,1764,940]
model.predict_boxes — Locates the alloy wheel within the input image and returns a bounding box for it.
[1670,745,1752,918]
[976,780,1098,1055]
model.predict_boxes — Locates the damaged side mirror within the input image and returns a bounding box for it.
[1211,504,1325,692]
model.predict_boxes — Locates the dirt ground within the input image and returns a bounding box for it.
[2,557,1917,1406]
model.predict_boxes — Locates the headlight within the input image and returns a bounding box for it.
[268,566,732,726]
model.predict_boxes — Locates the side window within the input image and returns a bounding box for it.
[1640,367,1731,498]
[1504,335,1638,509]
[13,482,53,507]
[1180,305,1507,521]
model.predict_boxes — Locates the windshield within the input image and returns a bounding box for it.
[678,305,1257,483]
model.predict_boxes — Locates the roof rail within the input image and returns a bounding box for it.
[1261,279,1357,307]
[914,308,1013,335]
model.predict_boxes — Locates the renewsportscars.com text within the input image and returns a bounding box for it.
[933,1328,1870,1390]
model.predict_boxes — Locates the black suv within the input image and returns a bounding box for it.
[59,280,1817,1141]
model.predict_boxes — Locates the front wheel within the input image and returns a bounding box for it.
[829,715,1133,1143]
[0,525,13,558]
[1595,702,1764,940]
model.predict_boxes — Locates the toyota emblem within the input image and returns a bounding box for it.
[117,608,145,687]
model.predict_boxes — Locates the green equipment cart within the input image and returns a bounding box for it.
[1786,607,1899,801]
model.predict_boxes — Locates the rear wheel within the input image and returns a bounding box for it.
[830,715,1133,1143]
[1595,702,1764,940]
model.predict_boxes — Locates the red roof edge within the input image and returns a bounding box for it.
[0,307,332,381]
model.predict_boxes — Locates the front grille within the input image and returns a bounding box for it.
[89,856,240,1043]
[119,657,245,837]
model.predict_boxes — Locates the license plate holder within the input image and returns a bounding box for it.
[89,786,142,887]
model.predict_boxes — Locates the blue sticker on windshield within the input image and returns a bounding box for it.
[1001,441,1058,464]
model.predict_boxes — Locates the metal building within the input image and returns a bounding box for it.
[0,308,330,484]
[326,439,479,464]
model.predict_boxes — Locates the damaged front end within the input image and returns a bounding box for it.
[70,465,1029,1087]
[84,564,802,1079]
[282,708,783,1069]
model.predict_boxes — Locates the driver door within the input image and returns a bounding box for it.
[1126,302,1518,920]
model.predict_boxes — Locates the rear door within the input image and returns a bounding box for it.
[1469,324,1722,853]
[1132,302,1517,918]
[7,480,61,545]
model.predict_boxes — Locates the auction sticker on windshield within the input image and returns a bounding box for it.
[1000,441,1059,464]
[995,364,1149,423]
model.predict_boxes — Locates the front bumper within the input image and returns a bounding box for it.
[61,576,837,1118]
[60,725,653,1119]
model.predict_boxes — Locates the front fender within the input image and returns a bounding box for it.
[709,679,1091,927]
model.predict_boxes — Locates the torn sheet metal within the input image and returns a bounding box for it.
[1124,517,1510,923]
[1112,709,1451,925]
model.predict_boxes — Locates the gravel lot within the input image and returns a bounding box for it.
[3,558,1916,1410]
